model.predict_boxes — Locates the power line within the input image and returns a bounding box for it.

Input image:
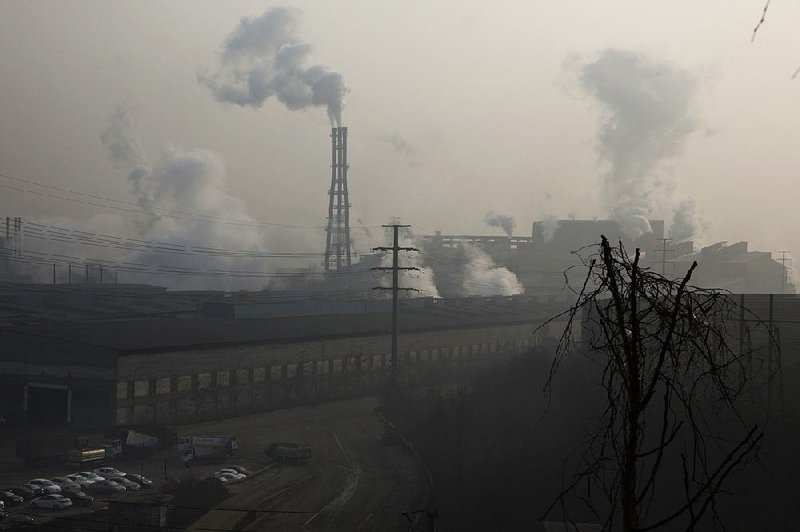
[0,172,380,231]
[19,221,335,259]
[0,249,373,280]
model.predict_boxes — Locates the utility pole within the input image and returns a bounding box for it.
[68,263,72,283]
[52,264,56,285]
[372,224,420,394]
[99,264,103,284]
[85,263,89,283]
[778,251,791,294]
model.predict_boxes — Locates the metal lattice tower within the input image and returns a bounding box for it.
[324,127,352,271]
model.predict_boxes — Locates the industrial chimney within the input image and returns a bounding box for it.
[324,127,352,271]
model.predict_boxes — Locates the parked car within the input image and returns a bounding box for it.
[22,485,45,497]
[30,494,72,510]
[0,492,22,507]
[65,474,95,490]
[212,472,242,484]
[85,480,125,495]
[50,477,81,491]
[225,465,250,476]
[78,472,106,482]
[122,474,152,489]
[93,467,124,478]
[103,475,140,491]
[4,487,39,501]
[59,488,93,507]
[0,515,36,530]
[216,469,246,480]
[27,479,60,495]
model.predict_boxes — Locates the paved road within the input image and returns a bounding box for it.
[186,396,428,531]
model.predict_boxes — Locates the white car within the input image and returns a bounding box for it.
[65,474,95,489]
[79,472,105,482]
[213,472,243,484]
[216,469,247,480]
[93,467,125,478]
[30,494,72,510]
[28,479,60,494]
[50,477,81,491]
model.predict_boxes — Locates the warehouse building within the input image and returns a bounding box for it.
[0,297,564,429]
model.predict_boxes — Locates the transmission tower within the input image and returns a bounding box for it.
[324,127,352,271]
[778,250,792,294]
[654,238,675,277]
[373,224,420,393]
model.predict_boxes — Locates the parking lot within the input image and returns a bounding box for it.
[0,395,427,530]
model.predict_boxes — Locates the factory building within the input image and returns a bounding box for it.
[424,219,793,298]
[0,297,564,428]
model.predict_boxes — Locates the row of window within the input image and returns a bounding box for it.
[118,336,534,400]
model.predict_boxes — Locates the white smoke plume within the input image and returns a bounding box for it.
[484,212,516,237]
[540,215,561,243]
[17,107,273,290]
[199,7,347,126]
[669,197,707,242]
[460,244,523,296]
[100,106,143,168]
[578,48,697,239]
[379,132,416,158]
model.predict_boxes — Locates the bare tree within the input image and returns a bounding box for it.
[541,236,766,531]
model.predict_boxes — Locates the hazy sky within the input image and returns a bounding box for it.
[1,1,799,268]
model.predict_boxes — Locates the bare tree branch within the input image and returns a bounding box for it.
[542,236,768,531]
[752,0,771,42]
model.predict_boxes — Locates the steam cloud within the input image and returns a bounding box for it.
[199,7,347,126]
[459,244,523,296]
[670,198,702,242]
[540,215,561,243]
[484,212,516,237]
[68,107,271,290]
[578,48,697,239]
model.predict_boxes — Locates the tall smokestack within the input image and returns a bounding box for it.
[324,127,352,270]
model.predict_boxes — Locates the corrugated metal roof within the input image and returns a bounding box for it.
[7,301,560,353]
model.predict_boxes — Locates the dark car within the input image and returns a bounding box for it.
[123,474,152,489]
[22,485,45,497]
[0,515,36,530]
[5,487,39,501]
[0,492,22,507]
[85,480,125,495]
[59,488,93,507]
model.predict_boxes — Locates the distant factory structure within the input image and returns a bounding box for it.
[422,219,794,298]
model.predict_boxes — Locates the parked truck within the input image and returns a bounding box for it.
[15,436,76,468]
[178,444,227,465]
[122,429,160,455]
[176,436,238,465]
[103,439,123,459]
[178,436,237,455]
[104,424,177,455]
[66,446,106,466]
[265,441,312,464]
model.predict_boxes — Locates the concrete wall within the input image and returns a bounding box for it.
[114,322,546,425]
